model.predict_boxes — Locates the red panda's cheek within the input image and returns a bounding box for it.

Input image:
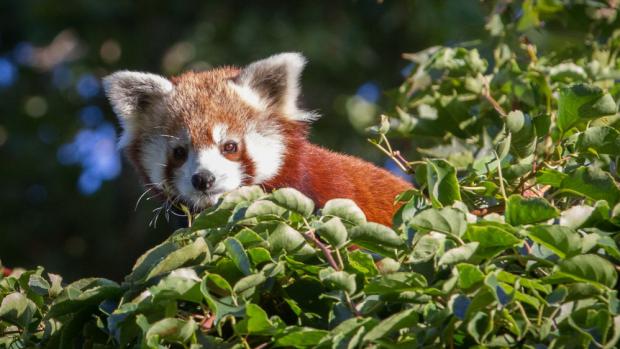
[238,144,256,185]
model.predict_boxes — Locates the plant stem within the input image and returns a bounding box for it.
[494,151,508,201]
[303,230,340,271]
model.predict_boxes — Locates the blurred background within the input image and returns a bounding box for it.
[0,1,486,281]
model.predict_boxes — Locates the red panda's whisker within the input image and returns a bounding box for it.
[135,187,155,211]
[149,206,163,227]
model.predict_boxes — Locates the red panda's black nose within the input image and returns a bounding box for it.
[191,170,215,191]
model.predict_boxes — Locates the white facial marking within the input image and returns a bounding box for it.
[228,81,267,111]
[175,145,243,208]
[141,136,168,188]
[197,147,243,191]
[212,123,228,144]
[245,130,285,184]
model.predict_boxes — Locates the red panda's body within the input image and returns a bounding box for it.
[104,53,411,226]
[264,134,410,226]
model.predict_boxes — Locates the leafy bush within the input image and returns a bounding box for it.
[2,1,620,348]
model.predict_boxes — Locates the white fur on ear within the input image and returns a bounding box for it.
[103,71,174,147]
[103,71,173,119]
[232,52,318,122]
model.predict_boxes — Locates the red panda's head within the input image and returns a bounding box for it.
[103,53,316,210]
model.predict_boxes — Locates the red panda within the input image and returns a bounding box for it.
[103,53,411,226]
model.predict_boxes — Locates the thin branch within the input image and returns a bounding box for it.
[303,230,340,271]
[482,77,507,117]
[494,151,508,201]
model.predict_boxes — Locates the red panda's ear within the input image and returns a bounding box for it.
[103,71,174,147]
[103,71,173,120]
[232,52,319,122]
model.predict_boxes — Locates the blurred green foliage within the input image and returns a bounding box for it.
[0,1,486,281]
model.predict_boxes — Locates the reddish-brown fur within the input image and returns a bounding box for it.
[262,122,411,226]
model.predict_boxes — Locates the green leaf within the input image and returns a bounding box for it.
[408,207,467,236]
[247,247,273,266]
[363,308,418,343]
[219,185,265,210]
[456,264,485,289]
[145,318,197,344]
[506,110,537,158]
[464,222,521,257]
[204,273,233,297]
[559,166,620,205]
[557,84,618,131]
[505,195,559,225]
[467,311,491,344]
[347,250,379,277]
[235,303,276,335]
[192,206,232,229]
[319,269,357,294]
[410,233,445,262]
[526,225,582,259]
[557,84,617,132]
[322,198,367,225]
[425,159,461,207]
[233,272,267,296]
[438,242,479,266]
[200,278,245,323]
[268,223,315,257]
[536,168,567,187]
[149,268,201,302]
[234,228,266,248]
[349,222,404,255]
[47,278,121,318]
[317,217,348,249]
[245,199,287,218]
[274,327,329,347]
[125,241,179,283]
[224,237,252,276]
[145,237,209,281]
[28,274,50,296]
[365,272,427,295]
[0,292,37,328]
[271,188,315,217]
[546,254,618,288]
[576,126,620,155]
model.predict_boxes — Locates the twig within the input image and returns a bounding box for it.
[494,151,508,201]
[335,248,345,270]
[482,77,507,117]
[344,292,362,318]
[303,230,340,271]
[369,139,410,174]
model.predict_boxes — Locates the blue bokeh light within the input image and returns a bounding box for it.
[57,122,121,195]
[79,105,104,127]
[52,65,72,90]
[76,74,100,99]
[0,58,17,87]
[13,42,34,65]
[401,63,414,77]
[356,82,380,103]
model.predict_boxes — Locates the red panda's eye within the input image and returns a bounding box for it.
[222,141,238,153]
[172,146,187,161]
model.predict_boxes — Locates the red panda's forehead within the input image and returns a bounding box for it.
[169,67,258,147]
